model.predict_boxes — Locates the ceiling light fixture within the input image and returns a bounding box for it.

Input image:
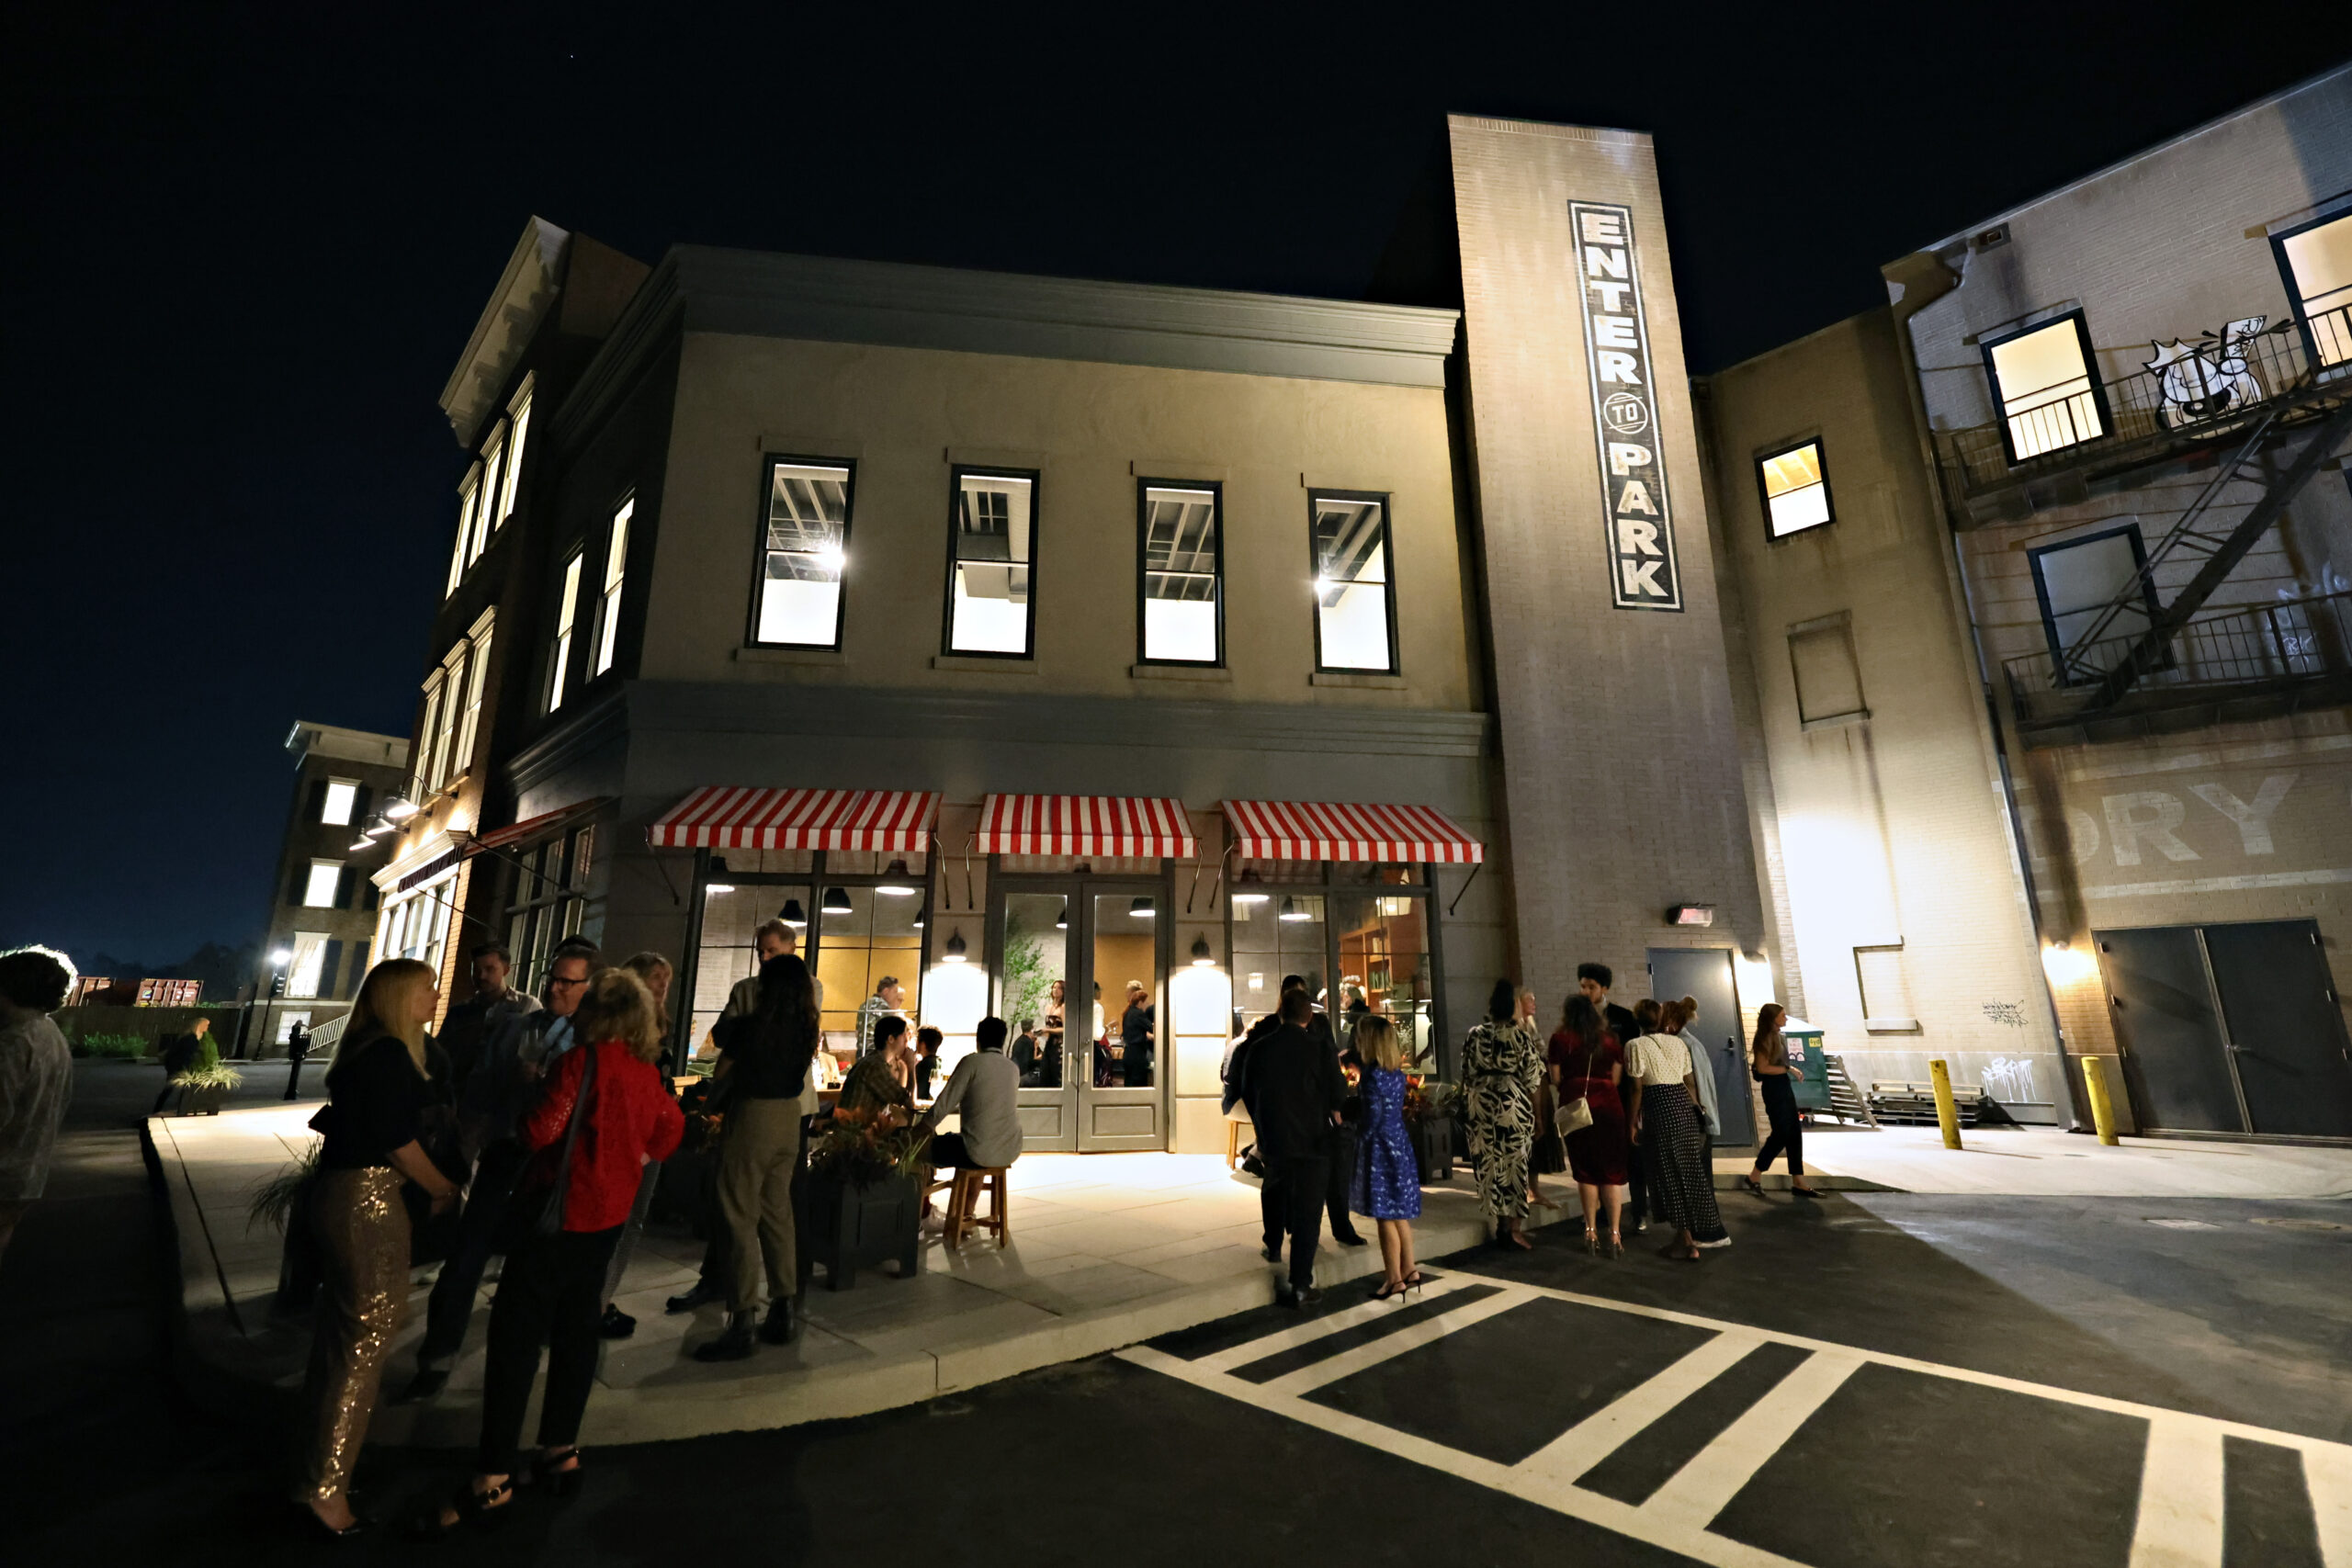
[1231,869,1270,905]
[1279,897,1311,922]
[706,884,736,895]
[877,859,917,896]
[1130,897,1155,919]
[822,886,853,914]
[779,898,807,928]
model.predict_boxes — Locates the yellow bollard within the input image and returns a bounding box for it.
[1928,1058,1962,1150]
[2081,1055,2120,1146]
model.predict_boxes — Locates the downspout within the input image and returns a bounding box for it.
[1882,250,2089,1130]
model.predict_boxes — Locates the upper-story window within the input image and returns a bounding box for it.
[755,459,853,649]
[411,613,493,798]
[1309,491,1398,674]
[501,386,533,522]
[454,613,493,771]
[2029,524,2159,680]
[1138,481,1223,666]
[1982,310,2109,463]
[300,859,344,908]
[441,378,535,599]
[1758,439,1834,539]
[946,468,1038,657]
[548,550,584,712]
[470,428,507,566]
[592,498,632,677]
[2274,209,2352,369]
[320,779,359,827]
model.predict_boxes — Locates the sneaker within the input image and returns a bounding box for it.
[758,1297,799,1346]
[599,1304,637,1339]
[665,1280,723,1315]
[391,1366,448,1404]
[693,1313,758,1362]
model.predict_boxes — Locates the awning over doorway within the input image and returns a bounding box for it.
[467,796,610,855]
[646,787,941,851]
[1223,799,1483,864]
[976,795,1198,858]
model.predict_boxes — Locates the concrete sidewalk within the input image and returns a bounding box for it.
[150,1105,1553,1443]
[1733,1122,2352,1198]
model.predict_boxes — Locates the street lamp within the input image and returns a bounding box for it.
[250,947,290,1062]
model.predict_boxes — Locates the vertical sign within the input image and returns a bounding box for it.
[1569,201,1681,612]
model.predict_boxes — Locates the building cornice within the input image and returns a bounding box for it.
[441,217,571,450]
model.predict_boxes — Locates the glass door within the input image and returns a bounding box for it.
[997,887,1078,1152]
[1083,887,1165,1151]
[993,876,1170,1153]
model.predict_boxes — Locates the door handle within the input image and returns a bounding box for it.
[2224,1043,2247,1054]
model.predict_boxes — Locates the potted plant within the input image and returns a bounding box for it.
[248,1143,323,1314]
[174,1060,243,1116]
[1402,1077,1460,1184]
[797,1109,928,1292]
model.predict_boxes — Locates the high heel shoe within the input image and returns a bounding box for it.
[1582,1228,1599,1255]
[1606,1235,1623,1258]
[1740,1174,1765,1198]
[534,1447,584,1499]
[1372,1280,1405,1303]
[293,1502,369,1540]
[408,1477,513,1540]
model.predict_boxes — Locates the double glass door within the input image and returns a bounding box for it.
[993,878,1167,1152]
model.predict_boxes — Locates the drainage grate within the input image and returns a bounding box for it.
[2250,1216,2346,1232]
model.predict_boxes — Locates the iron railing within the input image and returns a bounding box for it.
[2003,590,2352,732]
[1938,306,2352,498]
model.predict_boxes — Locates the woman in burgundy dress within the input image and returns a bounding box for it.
[1550,994,1628,1257]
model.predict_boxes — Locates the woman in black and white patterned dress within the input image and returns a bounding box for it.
[1460,979,1544,1250]
[1626,998,1727,1261]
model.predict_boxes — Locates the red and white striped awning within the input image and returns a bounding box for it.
[646,788,940,852]
[1223,799,1483,864]
[977,795,1197,859]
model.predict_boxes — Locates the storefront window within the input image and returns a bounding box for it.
[1230,889,1327,1029]
[815,884,923,1057]
[688,884,808,1061]
[1331,891,1435,1069]
[504,827,593,987]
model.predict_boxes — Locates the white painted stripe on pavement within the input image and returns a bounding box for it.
[2307,1440,2352,1568]
[1257,1286,1532,1398]
[1120,1344,1814,1568]
[1642,1350,1864,1531]
[2128,1416,2224,1568]
[1193,1274,1473,1375]
[1514,1330,1766,1485]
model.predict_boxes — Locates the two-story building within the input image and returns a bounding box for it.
[1701,63,2352,1141]
[370,115,1779,1156]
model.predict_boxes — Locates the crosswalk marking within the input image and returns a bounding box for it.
[2127,1417,2225,1568]
[1122,1265,2352,1568]
[1193,1274,1474,1375]
[1514,1330,1766,1485]
[1640,1350,1863,1531]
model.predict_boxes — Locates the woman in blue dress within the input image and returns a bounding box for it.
[1348,1014,1423,1300]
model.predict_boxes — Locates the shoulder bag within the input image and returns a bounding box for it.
[1555,1041,1600,1138]
[500,1042,600,1250]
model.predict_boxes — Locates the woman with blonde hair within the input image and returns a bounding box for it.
[296,957,460,1538]
[1346,1013,1423,1299]
[596,952,678,1341]
[421,965,684,1533]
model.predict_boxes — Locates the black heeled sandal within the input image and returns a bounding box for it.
[410,1477,514,1540]
[1740,1174,1765,1197]
[534,1448,584,1499]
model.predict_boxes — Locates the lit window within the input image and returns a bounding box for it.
[431,645,466,788]
[757,460,851,648]
[1758,440,1833,538]
[453,619,492,775]
[302,861,342,908]
[1310,492,1396,673]
[548,551,583,711]
[287,932,328,998]
[2276,211,2352,368]
[1140,483,1222,665]
[471,434,504,564]
[2029,524,2158,681]
[499,386,532,525]
[413,677,444,797]
[593,498,632,677]
[445,478,475,599]
[320,779,358,826]
[1983,311,2108,461]
[947,470,1037,656]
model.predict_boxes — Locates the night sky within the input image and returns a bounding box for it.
[7,4,2350,974]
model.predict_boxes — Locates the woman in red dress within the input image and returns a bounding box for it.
[1549,994,1629,1256]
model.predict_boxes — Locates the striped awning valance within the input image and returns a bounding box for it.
[1223,799,1483,864]
[976,795,1197,859]
[645,788,939,852]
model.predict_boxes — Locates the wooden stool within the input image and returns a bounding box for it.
[942,1166,1010,1248]
[1226,1118,1242,1169]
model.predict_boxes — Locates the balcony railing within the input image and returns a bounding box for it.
[1937,307,2352,501]
[2002,590,2352,737]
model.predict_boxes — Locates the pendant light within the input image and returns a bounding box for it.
[944,930,968,963]
[1129,897,1155,919]
[779,898,807,928]
[1190,935,1214,967]
[877,859,918,896]
[1279,896,1311,922]
[821,886,854,915]
[1055,901,1069,931]
[1230,868,1270,905]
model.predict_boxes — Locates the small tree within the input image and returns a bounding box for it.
[1001,923,1053,1035]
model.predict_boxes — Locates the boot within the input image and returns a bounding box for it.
[759,1296,799,1345]
[693,1310,757,1362]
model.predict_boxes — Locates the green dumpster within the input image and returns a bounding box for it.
[1782,1019,1833,1113]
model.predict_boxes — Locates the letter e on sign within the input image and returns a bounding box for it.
[1570,200,1680,612]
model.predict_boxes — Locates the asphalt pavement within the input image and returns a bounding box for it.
[4,1062,2347,1567]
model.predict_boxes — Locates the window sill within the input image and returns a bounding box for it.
[1799,709,1870,732]
[1310,671,1407,690]
[1130,663,1231,683]
[1862,1017,1921,1033]
[932,654,1037,673]
[735,647,845,666]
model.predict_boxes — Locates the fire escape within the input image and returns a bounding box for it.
[1934,310,2352,745]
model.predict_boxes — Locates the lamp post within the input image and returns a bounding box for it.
[253,947,290,1063]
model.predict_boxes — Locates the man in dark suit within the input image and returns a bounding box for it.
[1578,962,1648,1230]
[1241,988,1346,1308]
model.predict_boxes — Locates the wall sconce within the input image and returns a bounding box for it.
[944,930,968,963]
[1190,935,1214,967]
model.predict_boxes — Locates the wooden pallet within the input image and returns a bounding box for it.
[1819,1054,1878,1127]
[1869,1078,1989,1127]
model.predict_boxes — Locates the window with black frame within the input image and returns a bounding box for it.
[1982,311,2109,462]
[1228,862,1437,1069]
[2275,209,2352,368]
[1139,481,1221,665]
[504,824,594,986]
[1309,492,1397,673]
[756,459,853,648]
[946,468,1037,656]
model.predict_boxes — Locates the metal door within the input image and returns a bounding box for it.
[1647,946,1753,1145]
[2201,920,2352,1138]
[2093,927,2242,1133]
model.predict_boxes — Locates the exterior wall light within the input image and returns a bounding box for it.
[383,799,419,820]
[1191,936,1214,966]
[1668,904,1716,927]
[944,930,968,963]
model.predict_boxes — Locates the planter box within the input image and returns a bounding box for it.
[797,1170,921,1292]
[1409,1115,1454,1185]
[176,1083,230,1116]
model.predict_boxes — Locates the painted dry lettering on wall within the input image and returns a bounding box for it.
[1569,200,1681,613]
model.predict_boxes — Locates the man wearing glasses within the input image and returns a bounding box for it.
[398,943,598,1404]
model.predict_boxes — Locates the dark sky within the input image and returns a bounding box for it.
[7,2,2349,971]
